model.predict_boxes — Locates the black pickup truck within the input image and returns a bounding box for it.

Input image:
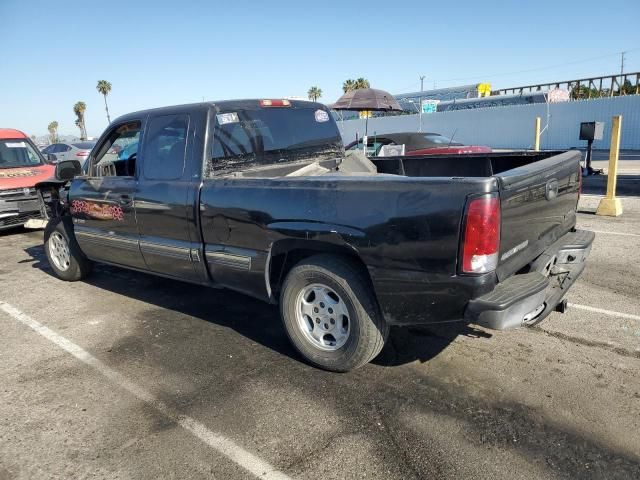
[39,99,593,371]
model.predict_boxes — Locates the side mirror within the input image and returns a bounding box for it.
[46,153,57,164]
[55,160,82,181]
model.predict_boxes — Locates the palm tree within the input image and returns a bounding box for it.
[47,121,59,143]
[307,86,322,102]
[342,79,357,93]
[73,101,87,140]
[96,80,112,123]
[342,78,370,93]
[355,78,370,89]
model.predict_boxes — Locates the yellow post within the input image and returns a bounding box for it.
[596,115,623,216]
[534,117,541,151]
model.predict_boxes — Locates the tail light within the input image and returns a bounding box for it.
[76,151,89,157]
[260,99,291,107]
[461,195,500,274]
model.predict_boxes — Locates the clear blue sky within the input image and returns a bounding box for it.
[1,0,639,138]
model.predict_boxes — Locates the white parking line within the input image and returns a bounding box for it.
[568,303,640,322]
[0,301,292,480]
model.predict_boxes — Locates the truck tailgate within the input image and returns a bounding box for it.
[496,151,581,281]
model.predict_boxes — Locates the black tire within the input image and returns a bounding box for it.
[280,254,389,372]
[44,217,92,281]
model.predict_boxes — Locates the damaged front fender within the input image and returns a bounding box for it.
[34,179,71,223]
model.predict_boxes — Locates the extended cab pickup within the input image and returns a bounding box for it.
[39,99,593,371]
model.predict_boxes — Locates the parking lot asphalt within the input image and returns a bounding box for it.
[1,195,639,479]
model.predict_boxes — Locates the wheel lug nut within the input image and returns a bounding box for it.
[328,308,333,314]
[315,318,320,323]
[330,318,335,324]
[324,323,329,329]
[313,307,319,313]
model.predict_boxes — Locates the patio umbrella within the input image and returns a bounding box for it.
[331,88,403,137]
[331,88,402,112]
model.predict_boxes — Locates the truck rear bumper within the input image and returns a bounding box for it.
[465,229,594,330]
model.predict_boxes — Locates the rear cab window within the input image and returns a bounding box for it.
[207,101,343,177]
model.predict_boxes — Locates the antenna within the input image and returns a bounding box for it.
[620,51,626,76]
[448,128,458,148]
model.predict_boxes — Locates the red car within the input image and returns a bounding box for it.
[346,132,492,156]
[0,128,55,230]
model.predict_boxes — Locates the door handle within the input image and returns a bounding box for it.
[118,195,132,206]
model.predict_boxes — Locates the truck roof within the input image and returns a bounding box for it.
[112,99,325,124]
[0,129,28,140]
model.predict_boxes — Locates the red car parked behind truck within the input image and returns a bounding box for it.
[0,129,54,230]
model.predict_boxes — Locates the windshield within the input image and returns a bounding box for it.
[72,142,96,150]
[421,134,462,146]
[210,106,343,174]
[0,139,43,168]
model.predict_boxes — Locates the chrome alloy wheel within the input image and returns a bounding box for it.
[295,283,351,351]
[49,231,71,271]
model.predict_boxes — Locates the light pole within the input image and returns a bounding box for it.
[419,75,426,132]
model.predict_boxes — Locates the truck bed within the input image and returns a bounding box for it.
[371,150,569,177]
[373,150,582,280]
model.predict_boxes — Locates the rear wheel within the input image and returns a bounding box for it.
[280,254,388,372]
[44,218,92,281]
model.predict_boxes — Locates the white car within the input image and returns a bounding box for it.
[41,142,95,163]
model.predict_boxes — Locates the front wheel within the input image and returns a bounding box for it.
[280,254,388,372]
[44,218,92,281]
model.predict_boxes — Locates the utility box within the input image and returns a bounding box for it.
[579,122,605,141]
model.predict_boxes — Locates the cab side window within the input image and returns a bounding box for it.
[142,114,188,180]
[91,121,141,177]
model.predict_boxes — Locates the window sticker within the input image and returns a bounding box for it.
[217,112,239,125]
[5,142,26,148]
[314,110,330,123]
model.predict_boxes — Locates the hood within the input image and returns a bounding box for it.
[0,164,55,189]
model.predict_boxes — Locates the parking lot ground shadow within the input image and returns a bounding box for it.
[374,323,491,367]
[23,244,470,369]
